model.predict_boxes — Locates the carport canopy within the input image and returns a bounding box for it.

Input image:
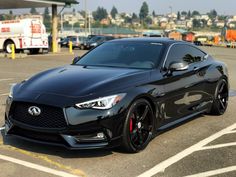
[0,0,78,53]
[0,0,77,9]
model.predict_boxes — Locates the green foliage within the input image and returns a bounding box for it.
[30,7,38,15]
[152,10,156,17]
[207,9,218,20]
[177,11,181,20]
[139,1,149,20]
[181,11,187,16]
[111,6,118,19]
[43,7,51,31]
[92,7,108,21]
[192,19,201,28]
[192,10,200,16]
[132,13,138,20]
[187,10,191,19]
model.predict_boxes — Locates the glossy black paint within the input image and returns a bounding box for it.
[5,38,228,149]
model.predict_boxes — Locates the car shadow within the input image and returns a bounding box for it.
[0,130,114,158]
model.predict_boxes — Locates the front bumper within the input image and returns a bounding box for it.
[5,117,122,150]
[4,97,126,150]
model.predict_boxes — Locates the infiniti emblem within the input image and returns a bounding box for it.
[28,106,41,116]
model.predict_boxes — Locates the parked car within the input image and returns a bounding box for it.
[193,41,203,46]
[5,38,229,152]
[59,37,69,48]
[85,35,115,49]
[67,36,88,49]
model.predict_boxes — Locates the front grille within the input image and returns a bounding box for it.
[11,102,67,129]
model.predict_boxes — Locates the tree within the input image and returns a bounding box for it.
[110,6,118,19]
[43,7,51,31]
[132,13,138,20]
[139,1,149,20]
[192,10,200,17]
[145,16,152,25]
[177,11,181,20]
[181,11,187,16]
[124,16,132,24]
[201,19,207,27]
[152,10,156,17]
[187,10,191,19]
[208,9,218,20]
[92,7,108,21]
[30,7,38,15]
[192,19,201,28]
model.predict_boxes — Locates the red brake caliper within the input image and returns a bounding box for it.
[129,115,133,132]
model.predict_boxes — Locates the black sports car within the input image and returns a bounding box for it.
[5,38,229,152]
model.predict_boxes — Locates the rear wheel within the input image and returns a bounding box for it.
[4,40,15,53]
[210,79,229,115]
[29,48,40,55]
[121,99,154,153]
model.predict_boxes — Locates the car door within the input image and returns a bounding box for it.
[159,43,210,123]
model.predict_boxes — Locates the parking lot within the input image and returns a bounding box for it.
[0,46,236,177]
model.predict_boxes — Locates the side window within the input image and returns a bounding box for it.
[165,44,206,68]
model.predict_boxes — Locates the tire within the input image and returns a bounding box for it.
[210,79,229,115]
[29,48,40,55]
[121,98,154,153]
[4,40,15,53]
[80,45,85,50]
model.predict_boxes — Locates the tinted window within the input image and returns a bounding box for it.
[77,42,164,69]
[165,44,206,67]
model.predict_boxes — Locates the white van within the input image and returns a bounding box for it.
[0,19,48,54]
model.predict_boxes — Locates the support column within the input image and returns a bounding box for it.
[52,4,58,53]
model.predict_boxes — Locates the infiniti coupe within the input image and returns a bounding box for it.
[5,38,229,152]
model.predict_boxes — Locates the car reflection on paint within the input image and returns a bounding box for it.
[5,38,229,153]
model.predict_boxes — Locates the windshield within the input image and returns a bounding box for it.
[76,42,164,69]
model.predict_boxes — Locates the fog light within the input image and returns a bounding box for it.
[97,132,105,138]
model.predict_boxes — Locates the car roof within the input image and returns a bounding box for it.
[109,37,189,45]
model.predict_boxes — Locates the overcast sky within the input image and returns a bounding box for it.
[75,0,236,15]
[2,0,236,15]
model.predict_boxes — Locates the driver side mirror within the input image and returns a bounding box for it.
[169,61,189,72]
[72,56,80,64]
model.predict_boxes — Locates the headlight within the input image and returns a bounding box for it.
[9,83,17,98]
[75,94,126,110]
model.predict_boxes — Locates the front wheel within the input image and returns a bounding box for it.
[210,79,229,115]
[121,99,154,153]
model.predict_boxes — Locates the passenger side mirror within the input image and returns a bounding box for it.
[169,61,189,72]
[72,56,80,64]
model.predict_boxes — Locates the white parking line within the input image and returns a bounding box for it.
[184,165,236,177]
[0,93,9,96]
[225,130,236,134]
[0,154,80,177]
[0,78,13,82]
[0,127,5,131]
[200,142,236,150]
[138,123,236,177]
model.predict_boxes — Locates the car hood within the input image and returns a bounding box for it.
[16,65,150,98]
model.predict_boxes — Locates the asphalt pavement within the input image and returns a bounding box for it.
[0,47,235,177]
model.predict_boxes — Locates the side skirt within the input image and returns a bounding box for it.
[157,109,207,131]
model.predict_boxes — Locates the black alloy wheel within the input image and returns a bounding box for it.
[121,99,154,152]
[211,79,229,115]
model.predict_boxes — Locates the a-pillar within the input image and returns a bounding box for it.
[52,4,58,53]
